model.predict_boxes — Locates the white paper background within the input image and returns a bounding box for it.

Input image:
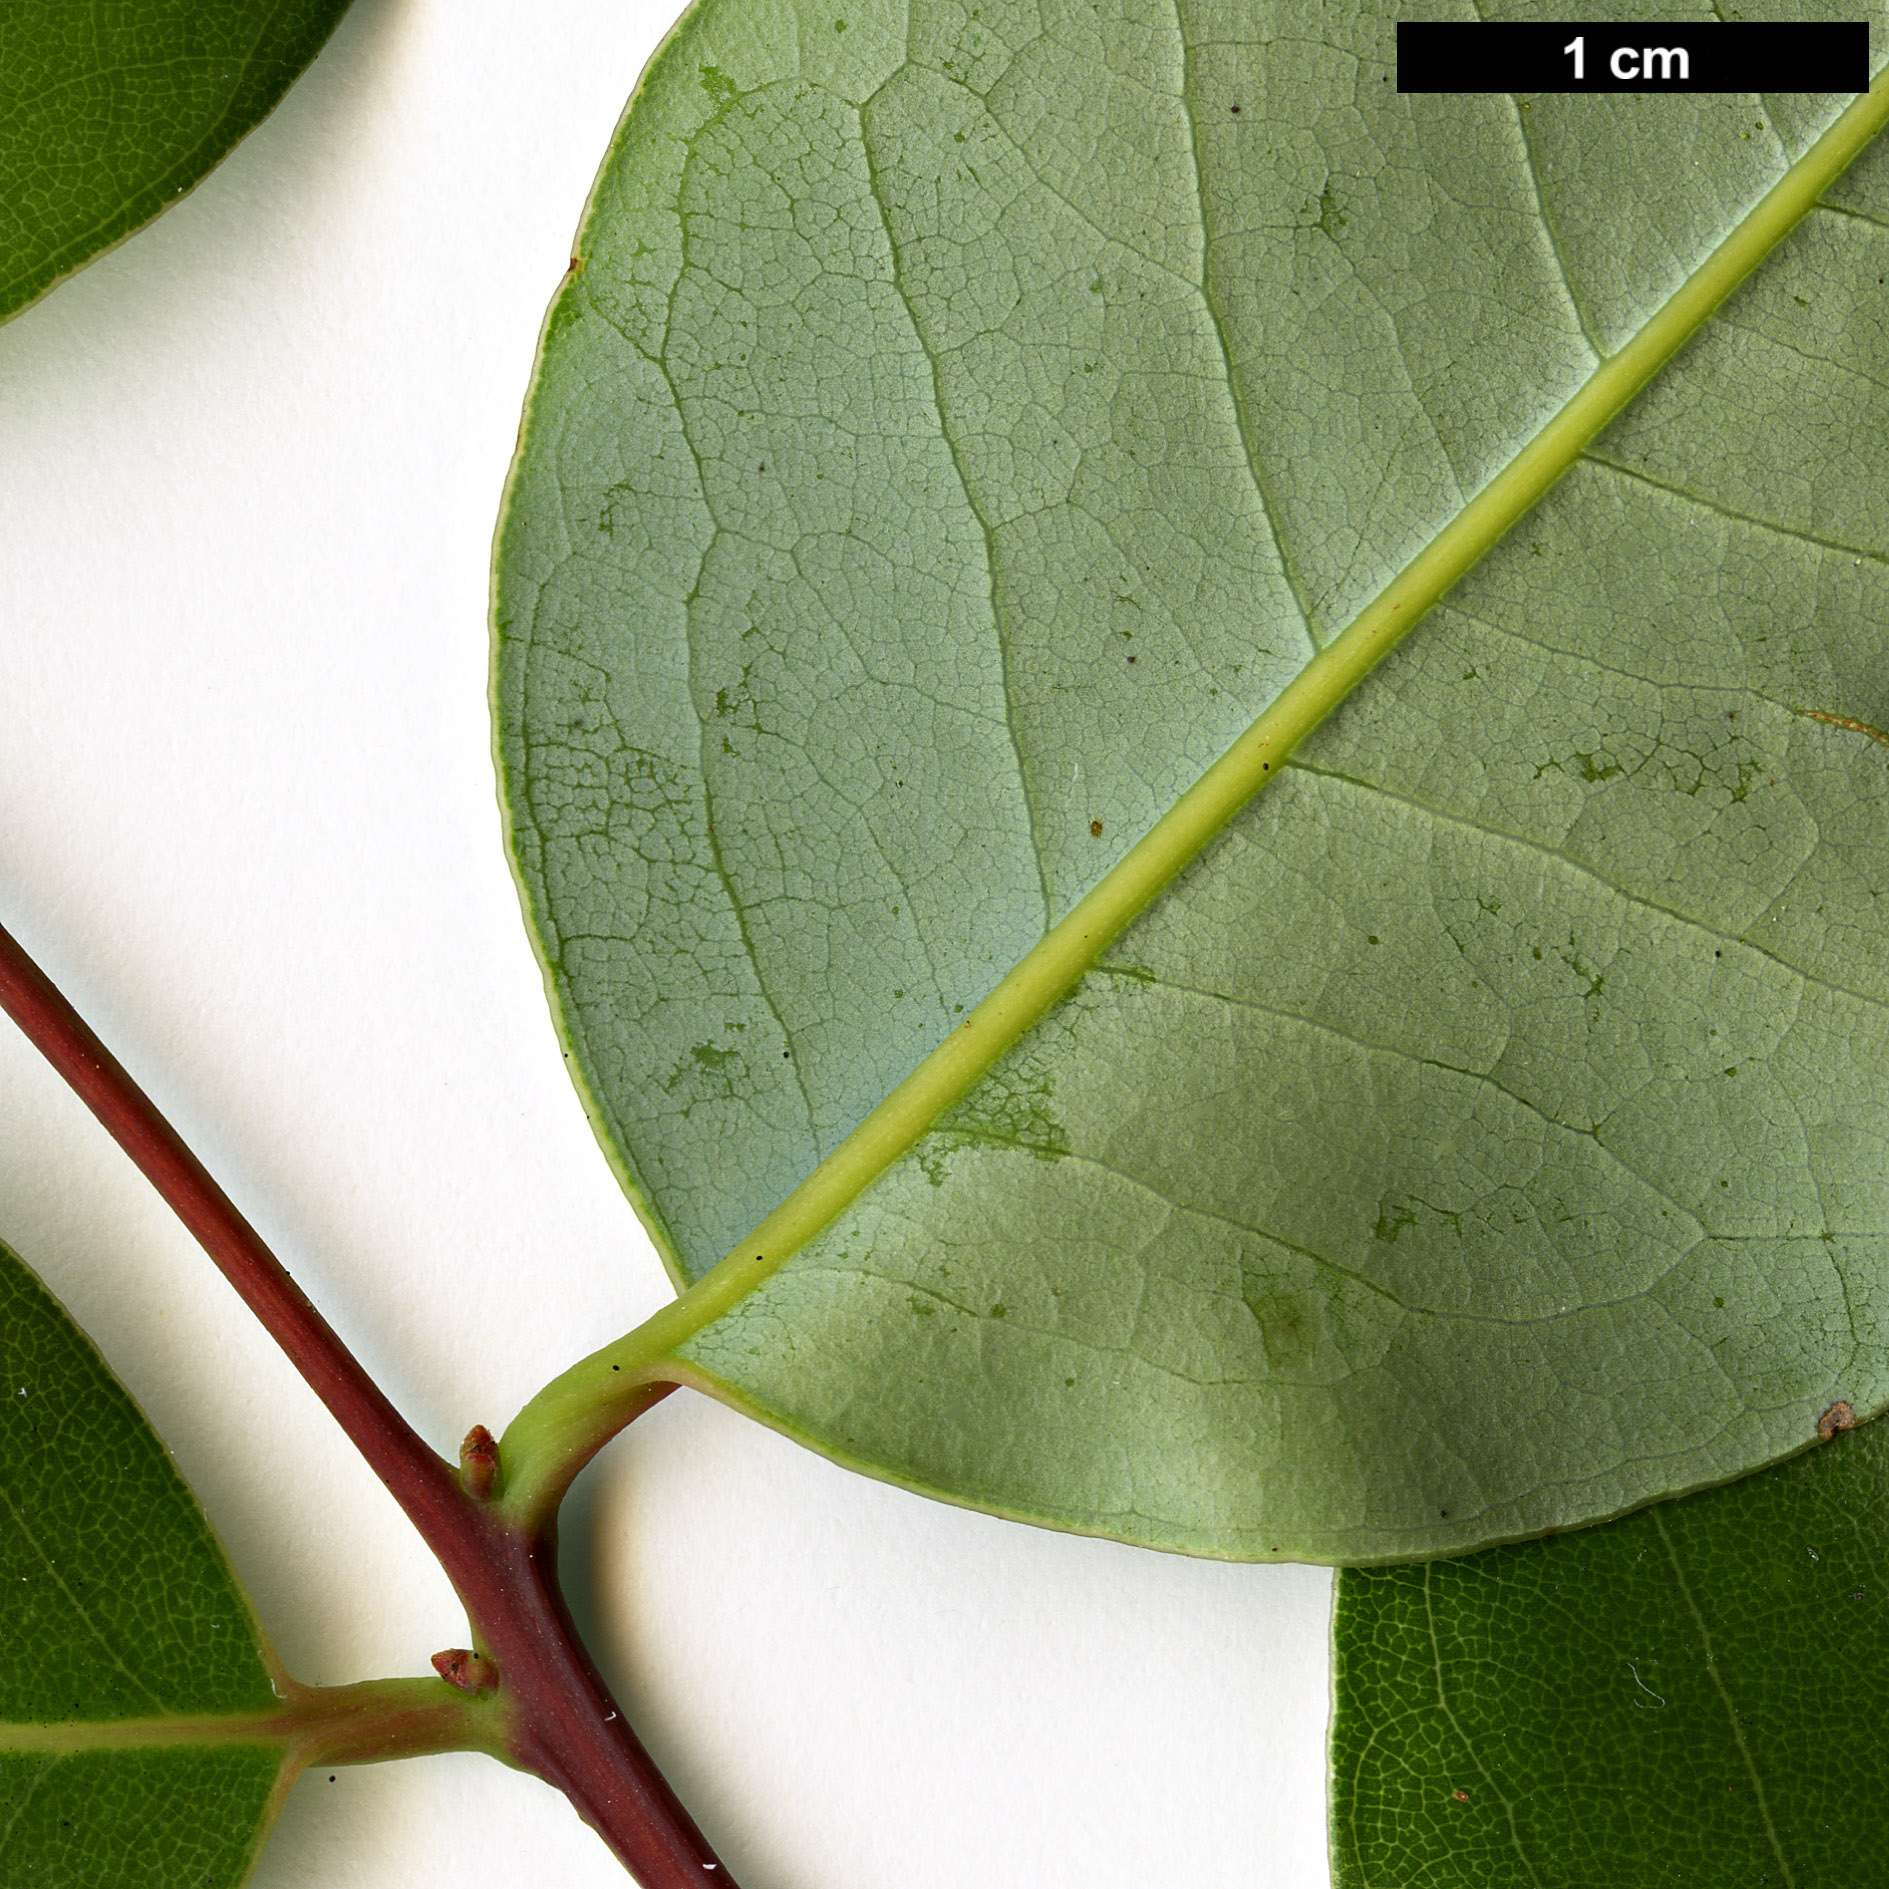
[0,3,1334,1883]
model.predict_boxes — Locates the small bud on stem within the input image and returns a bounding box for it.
[432,1648,500,1696]
[460,1423,500,1500]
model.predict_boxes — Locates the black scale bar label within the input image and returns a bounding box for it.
[1396,22,1869,93]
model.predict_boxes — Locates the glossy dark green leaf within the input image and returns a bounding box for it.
[1331,1411,1889,1887]
[494,0,1889,1560]
[0,0,354,326]
[0,1237,288,1886]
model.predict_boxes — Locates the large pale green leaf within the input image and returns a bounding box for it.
[0,0,354,326]
[493,0,1889,1560]
[0,1237,289,1886]
[1330,1412,1889,1886]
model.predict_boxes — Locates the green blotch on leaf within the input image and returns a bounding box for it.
[1373,1203,1417,1244]
[1242,1288,1317,1371]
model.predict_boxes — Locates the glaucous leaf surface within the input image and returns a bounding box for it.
[1332,1413,1889,1886]
[0,0,354,325]
[494,0,1889,1559]
[0,1238,287,1886]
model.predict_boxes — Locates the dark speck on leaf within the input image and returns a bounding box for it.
[1090,819,1103,836]
[1230,103,1241,114]
[1819,1400,1856,1439]
[1452,1788,1470,1803]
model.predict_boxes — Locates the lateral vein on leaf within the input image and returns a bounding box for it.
[854,93,1056,923]
[1086,958,1713,1229]
[1651,1506,1798,1888]
[1817,195,1889,233]
[1172,7,1317,641]
[1284,753,1883,1013]
[0,1762,53,1854]
[1423,1563,1545,1888]
[0,1478,165,1713]
[902,1123,1701,1332]
[1584,450,1888,565]
[1495,83,1605,363]
[497,71,1889,1527]
[902,1125,1423,1322]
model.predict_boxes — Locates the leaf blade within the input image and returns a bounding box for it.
[1330,1415,1889,1887]
[495,1,1889,1559]
[0,0,355,326]
[0,1237,288,1885]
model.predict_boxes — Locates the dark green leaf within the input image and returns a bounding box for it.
[0,1237,288,1886]
[494,0,1889,1559]
[1331,1412,1889,1887]
[0,0,354,326]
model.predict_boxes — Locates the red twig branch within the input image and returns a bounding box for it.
[0,916,734,1888]
[0,920,458,1519]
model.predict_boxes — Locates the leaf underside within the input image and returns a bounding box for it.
[495,0,1889,1561]
[0,1240,285,1887]
[0,0,355,327]
[1331,1411,1889,1887]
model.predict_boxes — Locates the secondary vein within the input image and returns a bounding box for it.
[1651,1506,1797,1888]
